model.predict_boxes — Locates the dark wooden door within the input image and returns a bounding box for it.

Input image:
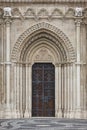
[32,63,55,117]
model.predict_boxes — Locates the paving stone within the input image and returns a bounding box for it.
[0,118,87,130]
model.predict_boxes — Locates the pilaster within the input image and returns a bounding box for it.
[3,7,12,118]
[74,7,83,118]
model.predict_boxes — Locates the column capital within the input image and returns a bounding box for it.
[3,7,12,25]
[4,17,12,25]
[75,18,83,27]
[0,19,3,25]
[83,18,87,25]
[55,63,61,67]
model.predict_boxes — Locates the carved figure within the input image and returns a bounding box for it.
[4,7,12,17]
[75,7,83,17]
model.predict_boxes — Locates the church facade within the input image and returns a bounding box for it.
[0,0,87,119]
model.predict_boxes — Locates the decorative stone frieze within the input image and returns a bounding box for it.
[0,0,87,3]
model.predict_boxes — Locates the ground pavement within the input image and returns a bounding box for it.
[0,118,87,130]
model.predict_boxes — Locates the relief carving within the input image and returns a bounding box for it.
[12,8,22,17]
[4,7,12,17]
[65,8,75,17]
[75,7,83,17]
[24,8,36,17]
[34,48,53,61]
[37,8,49,18]
[51,8,63,18]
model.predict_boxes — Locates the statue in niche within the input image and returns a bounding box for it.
[75,7,83,17]
[4,7,12,17]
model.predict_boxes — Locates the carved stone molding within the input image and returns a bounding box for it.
[0,0,87,3]
[11,22,76,62]
[0,7,85,20]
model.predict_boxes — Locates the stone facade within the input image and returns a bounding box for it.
[0,0,87,119]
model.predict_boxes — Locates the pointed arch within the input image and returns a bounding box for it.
[11,22,76,63]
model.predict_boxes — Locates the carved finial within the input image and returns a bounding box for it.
[75,7,83,17]
[4,7,12,17]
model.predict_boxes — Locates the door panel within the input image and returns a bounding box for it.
[32,63,55,117]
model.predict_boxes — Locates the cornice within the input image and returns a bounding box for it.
[0,0,87,3]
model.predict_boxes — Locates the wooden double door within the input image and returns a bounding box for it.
[32,63,55,117]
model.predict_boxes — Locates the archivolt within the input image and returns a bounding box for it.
[11,22,76,62]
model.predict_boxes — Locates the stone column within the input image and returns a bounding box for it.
[25,64,29,118]
[13,63,17,118]
[72,64,77,118]
[75,15,82,117]
[16,63,20,117]
[69,64,73,118]
[67,63,70,118]
[4,7,12,117]
[55,64,59,117]
[57,64,62,118]
[28,63,32,117]
[19,64,23,118]
[64,64,67,118]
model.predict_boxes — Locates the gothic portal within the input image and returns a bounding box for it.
[0,0,87,119]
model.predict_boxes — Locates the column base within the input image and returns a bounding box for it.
[4,109,12,119]
[74,110,81,118]
[24,110,29,118]
[57,109,63,118]
[80,110,87,119]
[64,110,80,118]
[11,110,18,118]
